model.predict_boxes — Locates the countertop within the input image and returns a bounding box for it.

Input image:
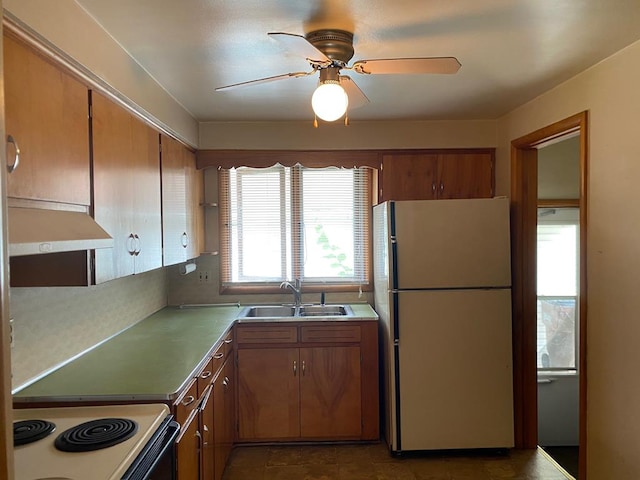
[13,303,377,404]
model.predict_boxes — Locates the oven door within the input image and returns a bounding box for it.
[121,416,180,480]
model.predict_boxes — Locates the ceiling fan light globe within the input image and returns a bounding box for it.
[312,82,348,122]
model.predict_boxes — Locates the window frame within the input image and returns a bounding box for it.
[218,164,374,295]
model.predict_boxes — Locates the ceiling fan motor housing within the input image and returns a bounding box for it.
[306,29,355,64]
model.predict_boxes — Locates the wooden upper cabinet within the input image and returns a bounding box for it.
[92,92,162,283]
[381,153,439,201]
[381,150,494,201]
[4,33,90,205]
[161,134,202,266]
[438,152,494,199]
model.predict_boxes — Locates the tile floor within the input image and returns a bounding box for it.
[222,442,573,480]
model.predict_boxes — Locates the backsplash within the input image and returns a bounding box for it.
[166,255,373,307]
[10,267,168,392]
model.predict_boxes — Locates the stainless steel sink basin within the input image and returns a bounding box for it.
[241,306,296,318]
[298,305,350,317]
[236,304,354,321]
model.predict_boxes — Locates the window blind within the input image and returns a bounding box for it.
[219,164,371,287]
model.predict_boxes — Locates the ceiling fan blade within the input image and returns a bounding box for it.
[352,57,461,75]
[215,71,313,91]
[268,32,330,63]
[339,75,369,110]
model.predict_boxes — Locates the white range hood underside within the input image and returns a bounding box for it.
[8,207,113,257]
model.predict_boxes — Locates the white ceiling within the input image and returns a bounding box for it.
[74,0,640,123]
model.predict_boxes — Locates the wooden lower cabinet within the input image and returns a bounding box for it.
[176,408,200,480]
[174,331,234,480]
[237,322,378,442]
[214,358,235,480]
[299,346,362,438]
[238,347,300,440]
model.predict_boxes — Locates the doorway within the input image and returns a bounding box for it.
[510,111,588,478]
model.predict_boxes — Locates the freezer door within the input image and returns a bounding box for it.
[397,289,514,451]
[393,198,511,288]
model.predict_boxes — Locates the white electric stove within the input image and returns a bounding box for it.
[13,403,179,480]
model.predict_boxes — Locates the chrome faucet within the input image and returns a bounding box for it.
[280,279,302,307]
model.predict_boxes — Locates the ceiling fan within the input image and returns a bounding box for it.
[215,29,461,122]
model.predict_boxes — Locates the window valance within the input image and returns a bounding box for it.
[196,149,381,170]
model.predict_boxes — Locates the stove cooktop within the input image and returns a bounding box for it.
[13,404,169,480]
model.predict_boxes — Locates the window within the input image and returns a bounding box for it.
[219,164,371,290]
[536,208,579,370]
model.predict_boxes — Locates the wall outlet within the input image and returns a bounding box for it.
[9,318,14,348]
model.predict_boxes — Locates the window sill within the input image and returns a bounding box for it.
[220,283,372,295]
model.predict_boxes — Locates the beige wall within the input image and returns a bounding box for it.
[497,38,640,479]
[4,0,199,147]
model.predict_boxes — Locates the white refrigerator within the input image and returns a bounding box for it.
[373,198,514,453]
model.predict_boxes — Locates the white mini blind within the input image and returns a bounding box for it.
[219,164,371,286]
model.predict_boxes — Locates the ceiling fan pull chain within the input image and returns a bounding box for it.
[313,115,319,128]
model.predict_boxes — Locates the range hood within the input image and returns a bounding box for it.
[8,207,113,257]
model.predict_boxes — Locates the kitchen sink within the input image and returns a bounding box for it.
[298,305,350,316]
[236,304,354,321]
[241,305,297,318]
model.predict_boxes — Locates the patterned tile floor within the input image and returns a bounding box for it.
[222,442,573,480]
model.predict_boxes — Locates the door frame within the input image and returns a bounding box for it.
[510,111,588,476]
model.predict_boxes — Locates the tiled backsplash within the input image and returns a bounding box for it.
[166,255,372,307]
[10,267,168,392]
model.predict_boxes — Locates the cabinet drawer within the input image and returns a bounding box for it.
[197,358,214,397]
[211,342,226,375]
[301,325,361,343]
[223,331,234,356]
[174,379,198,425]
[236,325,298,344]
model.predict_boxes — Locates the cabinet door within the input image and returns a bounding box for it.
[161,134,188,266]
[438,152,494,199]
[200,384,215,480]
[93,92,162,281]
[381,154,438,201]
[299,346,362,438]
[4,34,90,205]
[185,149,204,260]
[92,92,136,282]
[176,409,200,480]
[131,120,163,274]
[213,359,235,480]
[237,348,300,440]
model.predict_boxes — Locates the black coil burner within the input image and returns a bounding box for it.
[13,419,56,446]
[55,418,138,452]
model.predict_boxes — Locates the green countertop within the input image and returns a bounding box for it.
[14,305,241,403]
[14,303,377,404]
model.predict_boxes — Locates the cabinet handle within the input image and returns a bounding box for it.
[302,360,306,376]
[293,360,297,376]
[213,352,224,359]
[200,370,212,380]
[182,395,196,407]
[6,135,20,173]
[440,182,444,192]
[431,182,436,193]
[126,233,136,255]
[181,232,188,248]
[195,429,202,452]
[224,338,233,344]
[133,234,141,256]
[202,424,210,446]
[222,376,229,389]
